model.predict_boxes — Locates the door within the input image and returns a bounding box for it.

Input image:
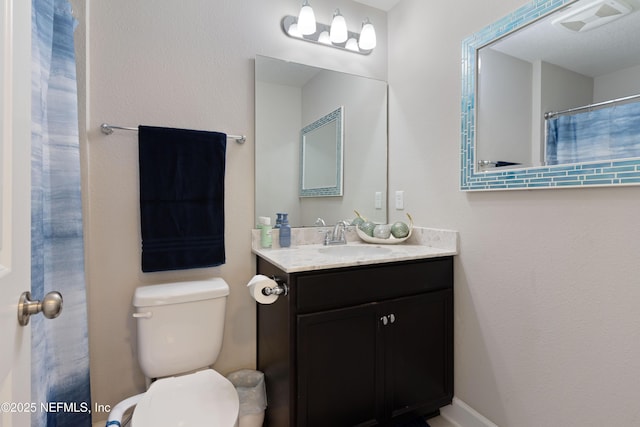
[385,289,454,420]
[0,1,33,426]
[297,303,382,427]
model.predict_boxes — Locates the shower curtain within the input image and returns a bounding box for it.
[546,102,640,165]
[31,0,91,426]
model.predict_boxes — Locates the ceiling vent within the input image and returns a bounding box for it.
[552,0,632,32]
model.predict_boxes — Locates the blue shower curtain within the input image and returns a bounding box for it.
[546,102,640,165]
[31,0,91,426]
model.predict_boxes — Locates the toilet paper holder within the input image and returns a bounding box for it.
[261,277,288,297]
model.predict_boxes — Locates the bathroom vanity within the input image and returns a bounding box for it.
[253,228,456,426]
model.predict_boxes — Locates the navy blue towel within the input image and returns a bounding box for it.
[138,125,226,272]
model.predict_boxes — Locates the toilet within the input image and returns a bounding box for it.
[109,278,239,427]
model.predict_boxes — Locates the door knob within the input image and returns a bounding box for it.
[17,291,63,326]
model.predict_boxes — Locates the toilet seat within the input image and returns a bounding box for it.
[131,369,239,427]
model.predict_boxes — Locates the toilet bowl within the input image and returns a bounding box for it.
[107,279,240,427]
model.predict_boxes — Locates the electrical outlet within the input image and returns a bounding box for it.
[395,191,404,210]
[375,192,382,209]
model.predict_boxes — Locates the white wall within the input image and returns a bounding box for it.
[389,1,640,426]
[255,80,302,222]
[79,0,387,420]
[477,48,532,166]
[594,63,640,103]
[541,61,593,116]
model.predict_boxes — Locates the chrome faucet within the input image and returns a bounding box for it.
[324,220,350,245]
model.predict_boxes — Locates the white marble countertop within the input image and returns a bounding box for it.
[252,226,458,273]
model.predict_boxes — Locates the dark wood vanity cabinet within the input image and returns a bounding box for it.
[257,256,453,427]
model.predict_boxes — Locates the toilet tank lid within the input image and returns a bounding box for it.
[133,278,229,307]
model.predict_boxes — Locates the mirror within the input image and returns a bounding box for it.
[300,106,344,197]
[256,55,387,226]
[461,0,640,190]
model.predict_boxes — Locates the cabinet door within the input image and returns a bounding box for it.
[297,303,382,427]
[384,289,453,419]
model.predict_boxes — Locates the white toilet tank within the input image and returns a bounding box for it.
[133,278,230,379]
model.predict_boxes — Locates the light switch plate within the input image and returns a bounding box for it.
[395,191,404,210]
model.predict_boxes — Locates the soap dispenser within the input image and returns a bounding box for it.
[274,213,284,229]
[279,213,291,248]
[259,217,272,248]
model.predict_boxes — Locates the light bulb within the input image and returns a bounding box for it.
[345,38,359,51]
[297,0,316,35]
[358,18,376,50]
[318,31,331,45]
[287,23,302,38]
[330,9,348,44]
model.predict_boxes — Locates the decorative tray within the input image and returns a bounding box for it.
[354,212,413,245]
[355,227,413,244]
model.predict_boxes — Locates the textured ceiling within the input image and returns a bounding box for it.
[489,0,640,77]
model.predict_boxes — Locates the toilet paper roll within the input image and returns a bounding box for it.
[247,274,279,304]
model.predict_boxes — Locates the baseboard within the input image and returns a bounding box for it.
[439,397,499,427]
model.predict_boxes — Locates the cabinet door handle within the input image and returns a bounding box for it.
[389,313,396,324]
[380,315,388,326]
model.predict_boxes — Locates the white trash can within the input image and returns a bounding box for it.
[227,369,267,427]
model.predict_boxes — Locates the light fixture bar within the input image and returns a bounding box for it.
[281,15,373,55]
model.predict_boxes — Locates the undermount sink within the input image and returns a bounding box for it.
[318,245,392,257]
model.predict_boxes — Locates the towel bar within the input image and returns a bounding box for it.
[100,123,246,144]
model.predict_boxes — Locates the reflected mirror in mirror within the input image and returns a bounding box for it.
[255,55,387,226]
[461,0,640,190]
[300,106,343,197]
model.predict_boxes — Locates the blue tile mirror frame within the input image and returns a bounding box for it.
[300,106,344,197]
[460,0,640,191]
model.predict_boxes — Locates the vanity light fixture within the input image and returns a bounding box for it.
[282,5,375,55]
